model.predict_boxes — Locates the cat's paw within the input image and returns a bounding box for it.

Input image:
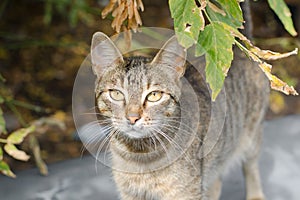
[247,197,265,200]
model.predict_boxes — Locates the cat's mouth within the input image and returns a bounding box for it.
[125,131,148,139]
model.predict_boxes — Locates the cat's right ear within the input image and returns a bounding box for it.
[91,32,124,77]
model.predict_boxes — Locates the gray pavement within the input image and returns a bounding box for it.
[1,115,300,200]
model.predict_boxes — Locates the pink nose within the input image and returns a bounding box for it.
[127,113,140,124]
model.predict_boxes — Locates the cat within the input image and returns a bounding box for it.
[90,2,269,200]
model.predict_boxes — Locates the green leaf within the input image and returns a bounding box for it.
[0,147,3,160]
[0,107,6,134]
[169,0,205,48]
[43,0,53,25]
[7,125,35,144]
[196,22,235,100]
[0,95,4,104]
[4,144,30,161]
[217,0,243,24]
[0,160,16,178]
[206,0,243,29]
[267,0,297,36]
[0,73,5,82]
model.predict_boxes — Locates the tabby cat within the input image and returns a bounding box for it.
[90,2,269,200]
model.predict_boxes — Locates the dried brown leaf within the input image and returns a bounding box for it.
[102,0,144,33]
[137,0,144,11]
[133,4,142,25]
[128,17,138,32]
[101,0,117,18]
[120,9,128,26]
[258,62,298,95]
[221,23,299,96]
[128,1,134,19]
[123,26,132,50]
[250,47,298,60]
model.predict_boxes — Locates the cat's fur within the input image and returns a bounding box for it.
[90,2,269,200]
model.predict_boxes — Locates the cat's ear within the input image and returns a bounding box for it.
[151,36,187,78]
[91,32,124,77]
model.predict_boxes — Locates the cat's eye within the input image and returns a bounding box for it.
[109,90,125,101]
[146,91,163,102]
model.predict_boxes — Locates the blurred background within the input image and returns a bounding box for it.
[0,0,299,174]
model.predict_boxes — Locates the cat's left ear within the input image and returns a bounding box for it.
[91,32,124,77]
[151,36,187,78]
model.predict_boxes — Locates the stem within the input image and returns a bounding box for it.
[5,101,27,127]
[0,138,7,143]
[11,100,49,113]
[0,73,5,82]
[0,0,8,20]
[29,135,48,176]
[235,39,248,53]
[203,9,212,23]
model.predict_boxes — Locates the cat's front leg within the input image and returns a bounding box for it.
[205,178,222,200]
[119,192,144,200]
[243,159,265,200]
[242,130,265,200]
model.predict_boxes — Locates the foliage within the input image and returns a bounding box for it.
[0,75,36,178]
[43,0,99,27]
[0,126,35,178]
[101,0,144,33]
[196,22,235,99]
[103,0,299,100]
[170,0,298,100]
[267,0,297,36]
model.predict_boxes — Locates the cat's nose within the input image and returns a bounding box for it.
[127,113,141,125]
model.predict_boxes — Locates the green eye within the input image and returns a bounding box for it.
[146,91,163,102]
[109,90,125,101]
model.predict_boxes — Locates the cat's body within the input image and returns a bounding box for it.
[90,2,269,200]
[108,49,268,200]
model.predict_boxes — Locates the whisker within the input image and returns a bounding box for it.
[95,129,115,173]
[151,127,198,171]
[149,129,171,163]
[161,119,197,133]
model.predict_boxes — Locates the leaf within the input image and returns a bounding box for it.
[267,0,297,36]
[196,22,235,100]
[0,160,16,178]
[206,0,243,29]
[0,95,4,104]
[102,0,144,33]
[0,147,3,160]
[0,73,5,82]
[249,47,298,61]
[207,2,225,16]
[0,107,6,135]
[169,0,205,48]
[217,0,243,23]
[4,144,30,161]
[258,62,298,95]
[43,0,53,25]
[234,38,299,96]
[7,125,35,144]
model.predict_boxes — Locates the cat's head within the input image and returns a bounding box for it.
[91,32,186,153]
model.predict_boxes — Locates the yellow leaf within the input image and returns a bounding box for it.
[250,47,298,60]
[7,125,35,144]
[4,144,30,161]
[258,63,298,96]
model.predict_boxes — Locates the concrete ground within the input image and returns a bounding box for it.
[1,115,300,200]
